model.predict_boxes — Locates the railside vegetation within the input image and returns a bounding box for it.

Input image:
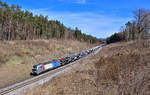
[107,8,150,44]
[0,1,100,43]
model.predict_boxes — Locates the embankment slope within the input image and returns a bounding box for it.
[0,39,94,88]
[22,40,150,95]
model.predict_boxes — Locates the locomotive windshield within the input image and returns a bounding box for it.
[33,65,38,69]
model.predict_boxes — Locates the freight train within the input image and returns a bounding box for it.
[31,45,101,75]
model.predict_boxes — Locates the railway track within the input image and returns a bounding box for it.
[0,46,102,95]
[0,62,78,95]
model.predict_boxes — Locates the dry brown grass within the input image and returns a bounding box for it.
[95,40,150,95]
[22,52,99,95]
[0,39,94,88]
[22,40,150,95]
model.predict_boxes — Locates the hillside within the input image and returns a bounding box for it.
[22,40,150,95]
[0,39,95,88]
[0,1,100,43]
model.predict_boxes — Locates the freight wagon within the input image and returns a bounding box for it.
[59,56,72,64]
[31,45,102,75]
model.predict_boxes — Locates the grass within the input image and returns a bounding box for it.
[0,39,94,88]
[0,55,8,64]
[22,40,150,95]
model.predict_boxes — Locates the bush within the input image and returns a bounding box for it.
[106,33,124,44]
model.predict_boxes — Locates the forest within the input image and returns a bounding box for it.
[0,1,100,43]
[107,8,150,44]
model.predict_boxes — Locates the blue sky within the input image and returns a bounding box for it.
[2,0,150,38]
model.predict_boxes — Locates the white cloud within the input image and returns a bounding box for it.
[76,0,86,4]
[29,8,49,13]
[30,8,131,38]
[58,0,86,4]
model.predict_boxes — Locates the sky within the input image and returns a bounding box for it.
[2,0,150,38]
